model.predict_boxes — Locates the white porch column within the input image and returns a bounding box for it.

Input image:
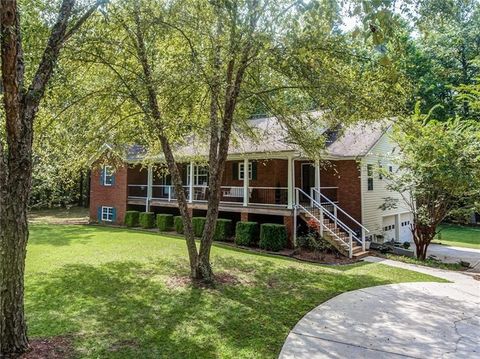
[243,158,249,207]
[146,165,153,212]
[189,161,194,203]
[314,159,320,202]
[287,155,294,209]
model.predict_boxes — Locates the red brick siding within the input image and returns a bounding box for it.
[222,159,288,187]
[324,160,362,229]
[283,215,294,248]
[90,162,128,225]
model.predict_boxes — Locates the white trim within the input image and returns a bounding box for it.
[101,206,114,222]
[243,158,249,207]
[103,165,113,186]
[188,162,194,203]
[238,161,253,180]
[287,155,293,209]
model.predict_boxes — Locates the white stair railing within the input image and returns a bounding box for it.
[311,188,369,251]
[295,188,367,258]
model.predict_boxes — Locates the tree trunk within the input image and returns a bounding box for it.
[0,196,30,357]
[413,224,435,260]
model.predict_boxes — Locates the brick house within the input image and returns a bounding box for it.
[89,116,413,258]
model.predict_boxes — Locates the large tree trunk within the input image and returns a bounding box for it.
[0,0,101,354]
[0,174,31,356]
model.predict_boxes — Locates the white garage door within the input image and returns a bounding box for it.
[400,213,413,243]
[382,215,396,242]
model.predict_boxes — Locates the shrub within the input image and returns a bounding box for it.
[192,217,206,237]
[259,223,287,251]
[174,216,184,234]
[157,214,174,231]
[214,219,233,241]
[235,221,259,246]
[124,211,140,227]
[139,212,155,229]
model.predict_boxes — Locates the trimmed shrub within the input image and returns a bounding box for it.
[139,212,155,229]
[174,216,184,234]
[192,217,206,237]
[259,223,287,251]
[157,214,174,231]
[235,221,259,246]
[214,219,233,241]
[124,211,140,227]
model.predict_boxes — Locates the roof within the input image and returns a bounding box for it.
[121,115,392,162]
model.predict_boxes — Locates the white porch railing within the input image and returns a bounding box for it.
[128,184,289,208]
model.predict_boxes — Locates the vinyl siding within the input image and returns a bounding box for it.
[360,128,411,240]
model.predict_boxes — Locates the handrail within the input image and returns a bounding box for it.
[296,201,350,248]
[311,188,369,233]
[297,188,358,239]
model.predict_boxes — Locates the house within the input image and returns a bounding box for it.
[89,116,413,258]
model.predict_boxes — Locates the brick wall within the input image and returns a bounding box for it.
[328,160,362,229]
[222,159,288,187]
[90,161,128,225]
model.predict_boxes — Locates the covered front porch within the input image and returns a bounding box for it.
[126,156,341,213]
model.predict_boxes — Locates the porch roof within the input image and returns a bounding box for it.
[123,115,392,162]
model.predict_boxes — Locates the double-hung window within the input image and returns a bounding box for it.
[103,165,114,186]
[101,206,114,222]
[238,162,253,180]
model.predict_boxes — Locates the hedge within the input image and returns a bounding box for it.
[139,212,155,229]
[192,217,206,237]
[235,221,259,246]
[259,223,287,251]
[124,211,140,227]
[214,219,233,241]
[173,216,183,234]
[157,214,174,231]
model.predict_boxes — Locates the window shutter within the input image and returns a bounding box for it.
[232,162,238,180]
[111,173,115,186]
[252,161,258,180]
[99,168,104,186]
[112,208,117,222]
[97,207,102,222]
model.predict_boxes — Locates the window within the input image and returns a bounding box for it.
[367,164,373,177]
[186,165,209,185]
[238,162,253,180]
[101,206,114,222]
[103,165,114,186]
[367,164,374,191]
[378,164,383,180]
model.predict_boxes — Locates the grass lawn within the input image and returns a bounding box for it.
[26,224,444,358]
[433,223,480,249]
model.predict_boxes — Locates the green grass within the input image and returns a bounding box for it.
[26,224,444,358]
[433,223,480,249]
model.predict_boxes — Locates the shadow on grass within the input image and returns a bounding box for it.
[25,253,415,359]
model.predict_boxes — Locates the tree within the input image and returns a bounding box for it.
[383,108,480,259]
[76,0,406,282]
[406,0,480,119]
[0,0,105,355]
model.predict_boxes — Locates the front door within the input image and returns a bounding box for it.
[301,163,315,194]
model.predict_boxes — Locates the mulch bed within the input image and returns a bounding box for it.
[20,336,73,359]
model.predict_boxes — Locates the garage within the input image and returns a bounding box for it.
[400,213,413,243]
[382,215,396,242]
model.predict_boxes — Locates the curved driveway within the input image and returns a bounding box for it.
[279,257,480,359]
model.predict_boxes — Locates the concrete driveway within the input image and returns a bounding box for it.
[279,257,480,359]
[427,244,480,272]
